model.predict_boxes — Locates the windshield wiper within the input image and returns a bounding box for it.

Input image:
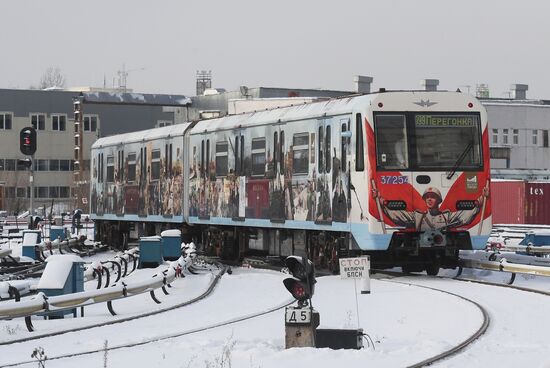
[446,141,473,180]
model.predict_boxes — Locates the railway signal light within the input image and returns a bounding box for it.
[283,256,316,307]
[19,127,37,156]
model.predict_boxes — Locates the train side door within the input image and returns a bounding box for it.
[315,118,333,224]
[335,118,351,224]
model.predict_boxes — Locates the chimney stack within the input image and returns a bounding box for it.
[421,79,439,91]
[510,84,528,99]
[354,75,373,93]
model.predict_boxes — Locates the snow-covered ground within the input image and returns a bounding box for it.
[1,262,550,368]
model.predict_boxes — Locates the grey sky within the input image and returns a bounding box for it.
[2,0,549,98]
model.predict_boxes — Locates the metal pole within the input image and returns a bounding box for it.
[30,155,34,228]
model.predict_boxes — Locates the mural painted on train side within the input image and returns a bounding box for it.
[188,117,351,224]
[91,140,184,218]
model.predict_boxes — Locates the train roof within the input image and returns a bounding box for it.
[188,90,481,134]
[92,122,191,148]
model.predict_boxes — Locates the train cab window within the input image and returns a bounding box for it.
[292,133,309,174]
[374,114,408,171]
[251,138,266,176]
[127,153,136,182]
[151,149,161,181]
[106,155,115,183]
[413,113,482,170]
[216,141,228,176]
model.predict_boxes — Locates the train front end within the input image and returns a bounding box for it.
[363,91,491,273]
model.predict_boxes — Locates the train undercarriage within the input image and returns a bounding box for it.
[94,220,471,276]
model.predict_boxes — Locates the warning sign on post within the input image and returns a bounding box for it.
[339,257,370,279]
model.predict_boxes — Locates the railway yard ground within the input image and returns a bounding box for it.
[1,243,550,368]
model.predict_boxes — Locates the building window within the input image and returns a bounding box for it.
[59,160,71,171]
[151,149,161,180]
[49,187,59,198]
[37,187,48,198]
[215,142,228,176]
[533,130,539,145]
[0,159,4,171]
[544,130,549,148]
[106,155,115,182]
[83,116,98,132]
[31,114,46,130]
[16,187,28,198]
[35,159,48,171]
[6,187,15,198]
[0,113,12,130]
[52,115,66,131]
[502,129,509,145]
[127,153,136,182]
[251,138,266,176]
[292,133,309,174]
[59,186,70,198]
[492,129,498,144]
[513,129,519,145]
[49,159,60,171]
[5,159,15,171]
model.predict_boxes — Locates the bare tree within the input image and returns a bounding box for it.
[39,66,66,89]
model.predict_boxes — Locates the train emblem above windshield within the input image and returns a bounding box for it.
[413,99,438,107]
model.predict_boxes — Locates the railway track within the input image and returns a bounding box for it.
[376,269,550,367]
[0,263,223,349]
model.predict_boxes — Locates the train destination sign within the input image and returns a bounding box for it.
[339,257,370,279]
[415,114,477,128]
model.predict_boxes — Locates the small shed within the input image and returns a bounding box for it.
[161,229,182,261]
[22,230,41,259]
[139,236,163,268]
[37,254,84,318]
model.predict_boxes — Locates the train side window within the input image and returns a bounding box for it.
[106,155,114,183]
[341,121,347,173]
[292,133,309,175]
[127,153,136,182]
[169,143,173,176]
[251,137,266,176]
[143,147,147,179]
[216,141,228,176]
[151,149,161,181]
[280,130,285,172]
[325,125,331,173]
[120,150,124,182]
[235,136,240,175]
[240,135,244,174]
[355,113,365,171]
[273,131,279,167]
[318,126,324,173]
[206,139,210,176]
[201,140,205,177]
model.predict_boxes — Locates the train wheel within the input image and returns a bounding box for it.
[425,262,440,276]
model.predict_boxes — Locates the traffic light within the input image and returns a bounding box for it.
[19,127,37,156]
[283,256,316,307]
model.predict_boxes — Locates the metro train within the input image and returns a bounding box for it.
[90,90,492,274]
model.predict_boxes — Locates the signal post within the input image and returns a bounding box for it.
[282,256,318,348]
[19,127,37,228]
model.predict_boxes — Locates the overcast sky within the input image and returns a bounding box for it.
[2,0,549,98]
